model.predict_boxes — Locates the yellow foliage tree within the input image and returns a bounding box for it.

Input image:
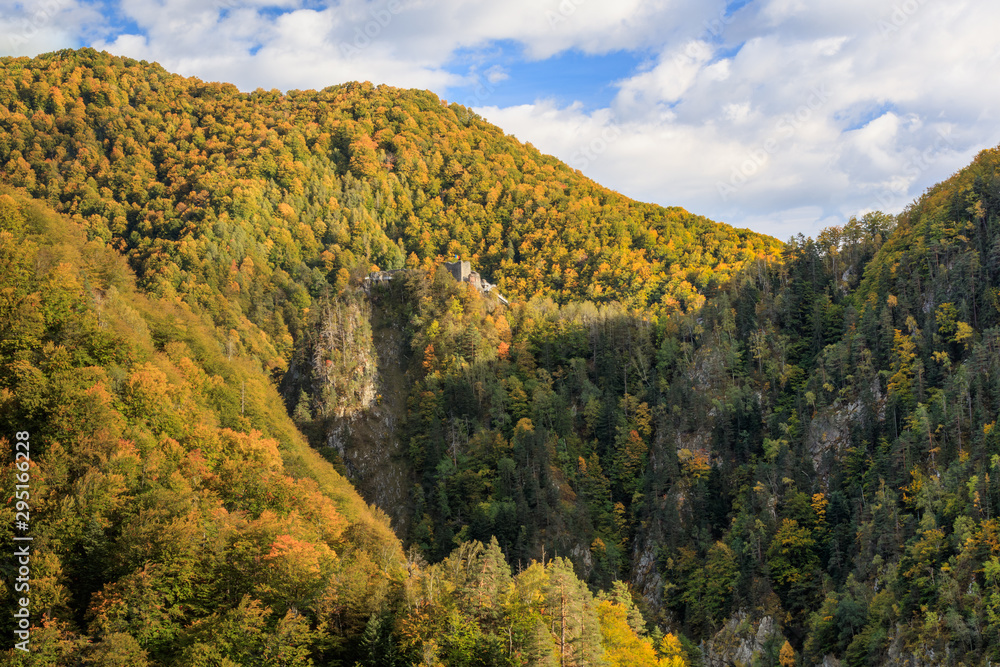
[658,632,688,667]
[779,639,796,666]
[596,599,659,667]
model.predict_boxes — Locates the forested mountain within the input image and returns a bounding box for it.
[3,46,1000,667]
[0,48,746,665]
[0,186,406,664]
[0,47,777,339]
[0,183,677,665]
[374,150,1000,666]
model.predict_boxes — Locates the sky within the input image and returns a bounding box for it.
[3,0,1000,240]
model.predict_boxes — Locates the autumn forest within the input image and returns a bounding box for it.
[3,48,1000,666]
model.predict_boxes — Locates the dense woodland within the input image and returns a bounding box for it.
[0,188,679,666]
[2,48,1000,666]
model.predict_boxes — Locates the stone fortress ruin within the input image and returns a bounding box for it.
[364,260,509,305]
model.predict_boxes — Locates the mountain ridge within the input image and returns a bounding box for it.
[5,46,1000,666]
[0,48,780,328]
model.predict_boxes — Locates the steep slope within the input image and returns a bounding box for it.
[0,188,406,664]
[366,146,1000,665]
[0,49,722,666]
[0,186,688,667]
[0,45,780,595]
[8,45,1000,667]
[0,47,778,343]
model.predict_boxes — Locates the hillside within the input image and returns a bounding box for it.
[5,45,1000,667]
[387,144,1000,666]
[0,187,409,663]
[0,48,735,666]
[0,188,686,666]
[303,145,1000,666]
[0,47,778,343]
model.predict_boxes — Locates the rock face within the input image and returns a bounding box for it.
[702,617,954,667]
[281,291,413,536]
[805,401,855,475]
[879,630,953,667]
[630,537,663,614]
[313,297,379,419]
[805,378,883,479]
[806,631,953,667]
[323,295,412,535]
[702,613,786,667]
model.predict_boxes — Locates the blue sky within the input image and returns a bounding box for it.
[3,0,1000,240]
[445,44,647,113]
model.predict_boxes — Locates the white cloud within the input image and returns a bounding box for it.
[76,0,730,94]
[723,101,752,124]
[484,65,508,84]
[4,0,1000,239]
[475,0,1000,238]
[0,0,99,56]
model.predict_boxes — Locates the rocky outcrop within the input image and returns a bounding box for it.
[630,537,664,615]
[281,290,413,536]
[323,296,412,535]
[806,378,883,479]
[807,629,955,667]
[879,629,953,667]
[702,613,786,667]
[313,297,379,419]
